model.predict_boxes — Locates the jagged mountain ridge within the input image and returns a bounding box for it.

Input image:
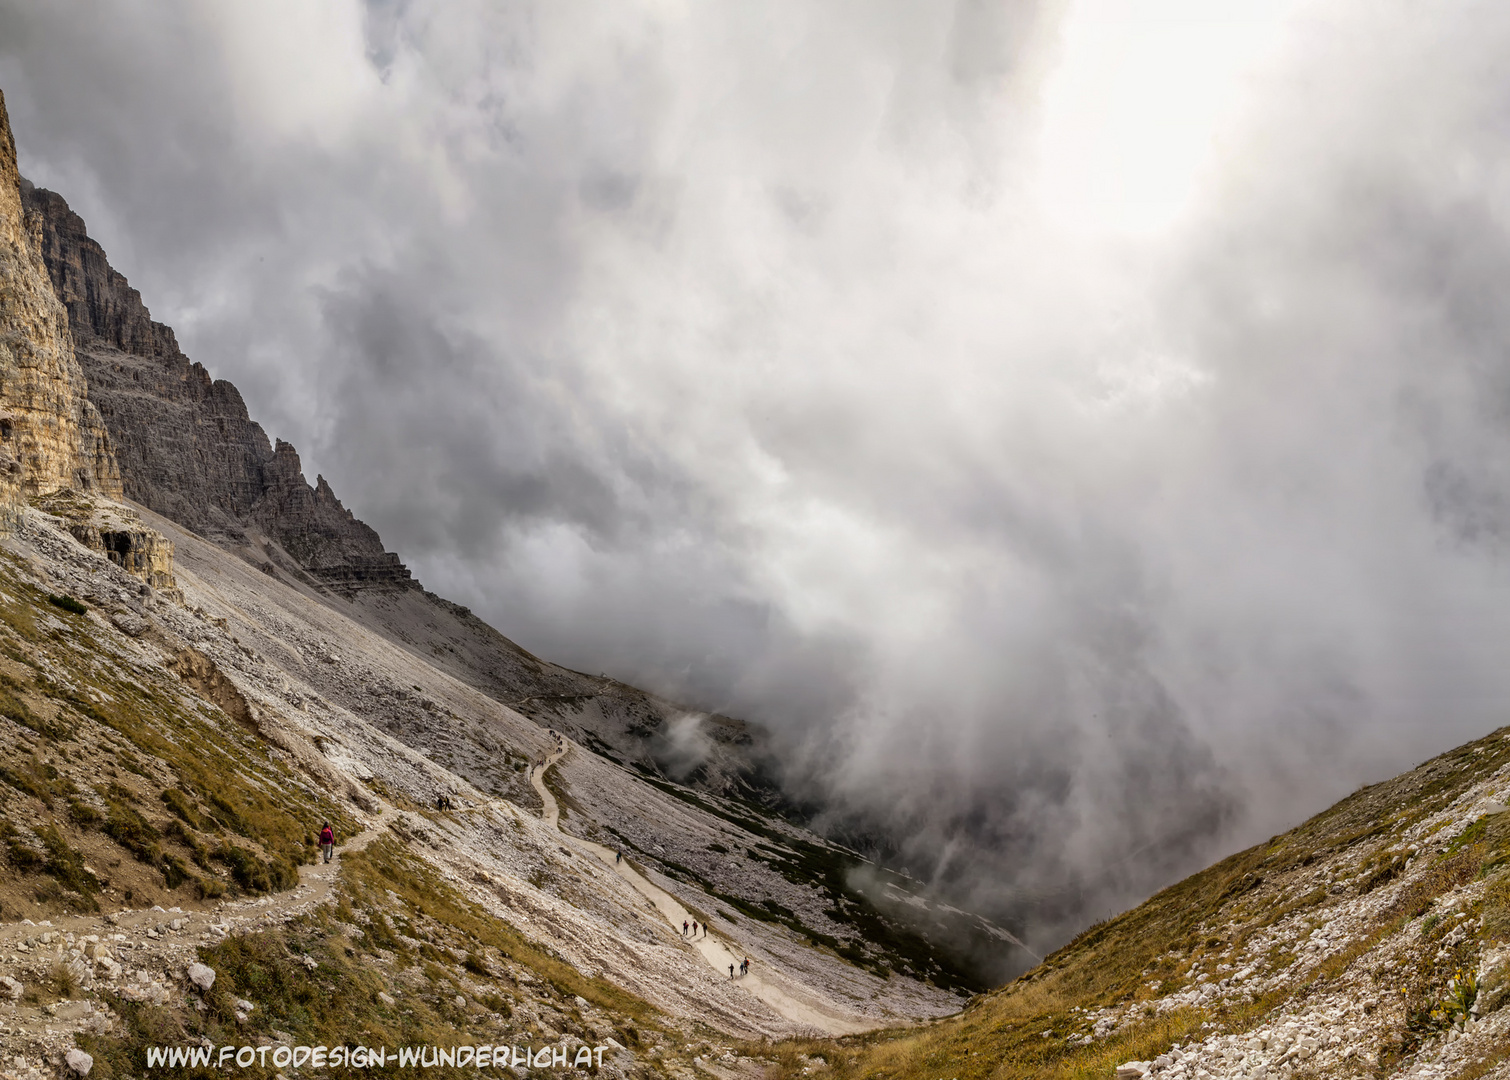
[18,174,790,808]
[19,179,409,591]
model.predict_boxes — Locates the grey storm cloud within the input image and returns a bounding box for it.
[6,0,1510,964]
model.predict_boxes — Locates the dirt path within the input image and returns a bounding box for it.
[530,739,873,1037]
[0,807,399,1054]
[0,807,398,951]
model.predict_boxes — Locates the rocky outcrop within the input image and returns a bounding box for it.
[0,90,120,503]
[255,440,412,589]
[35,488,181,596]
[169,646,253,727]
[19,175,411,592]
[64,522,176,590]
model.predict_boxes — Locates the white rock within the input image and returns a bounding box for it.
[378,991,396,1006]
[65,958,93,990]
[1116,1064,1149,1079]
[186,963,216,990]
[0,976,21,999]
[65,1050,93,1076]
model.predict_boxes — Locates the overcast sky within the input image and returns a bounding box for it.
[6,0,1510,957]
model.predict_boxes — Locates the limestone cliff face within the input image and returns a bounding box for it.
[0,90,120,502]
[20,175,412,592]
[257,439,411,588]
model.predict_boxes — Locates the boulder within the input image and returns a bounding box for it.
[64,958,93,990]
[65,1050,93,1076]
[186,963,216,990]
[0,975,22,998]
[109,609,152,637]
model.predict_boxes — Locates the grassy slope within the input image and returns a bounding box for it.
[764,727,1510,1080]
[0,548,357,917]
[81,835,669,1080]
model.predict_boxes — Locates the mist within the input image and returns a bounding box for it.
[5,0,1510,961]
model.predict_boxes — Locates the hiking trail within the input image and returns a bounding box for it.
[0,807,399,1046]
[530,739,874,1037]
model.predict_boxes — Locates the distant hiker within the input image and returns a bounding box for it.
[729,964,735,978]
[615,849,622,864]
[683,920,689,936]
[436,794,445,811]
[691,920,699,937]
[319,823,335,863]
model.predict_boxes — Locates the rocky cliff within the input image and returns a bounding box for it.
[20,179,411,591]
[0,90,119,504]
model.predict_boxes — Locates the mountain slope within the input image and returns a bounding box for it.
[795,727,1510,1080]
[19,175,792,809]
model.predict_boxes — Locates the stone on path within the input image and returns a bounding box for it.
[64,958,93,990]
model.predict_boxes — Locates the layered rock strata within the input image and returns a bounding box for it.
[0,90,120,503]
[20,178,411,592]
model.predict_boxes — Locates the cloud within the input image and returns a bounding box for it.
[6,0,1510,965]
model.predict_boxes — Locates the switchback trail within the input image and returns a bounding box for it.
[530,739,874,1036]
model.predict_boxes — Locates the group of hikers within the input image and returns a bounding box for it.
[680,919,752,979]
[435,793,457,811]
